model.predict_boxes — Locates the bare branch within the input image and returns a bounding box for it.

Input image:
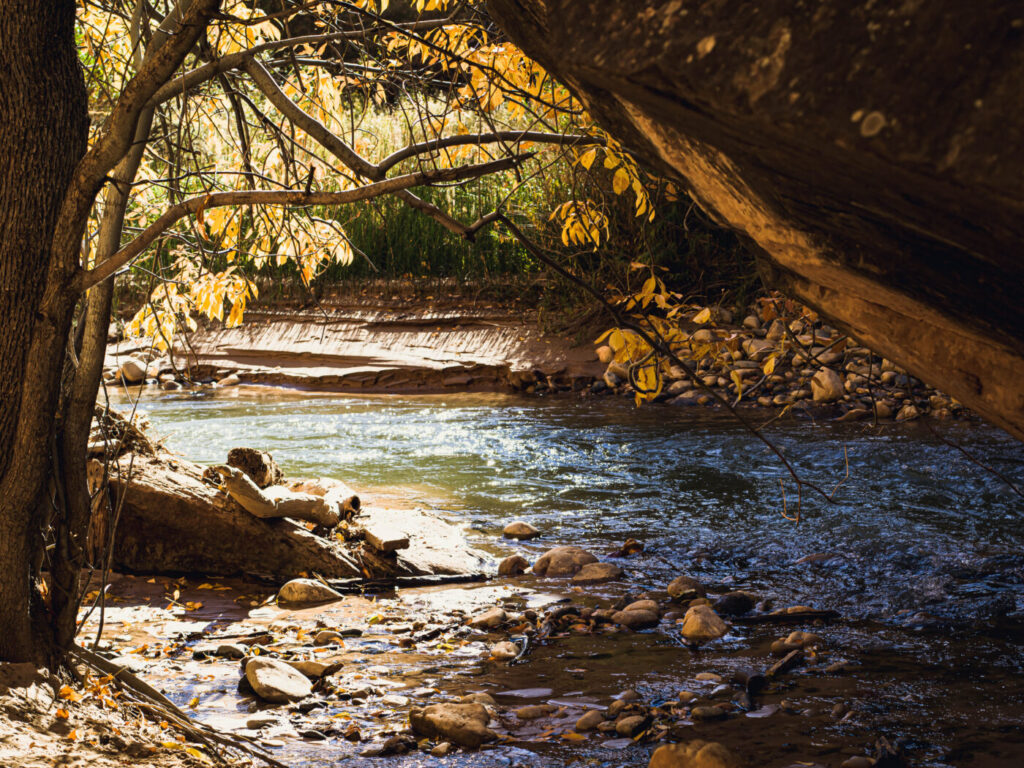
[377,131,600,174]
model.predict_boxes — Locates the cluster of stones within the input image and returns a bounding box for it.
[593,304,967,424]
[103,352,240,391]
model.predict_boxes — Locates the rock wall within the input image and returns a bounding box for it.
[487,0,1024,438]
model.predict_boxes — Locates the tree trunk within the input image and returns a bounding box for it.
[0,1,88,663]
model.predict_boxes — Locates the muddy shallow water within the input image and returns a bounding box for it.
[97,389,1024,766]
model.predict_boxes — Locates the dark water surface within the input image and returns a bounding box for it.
[116,389,1024,766]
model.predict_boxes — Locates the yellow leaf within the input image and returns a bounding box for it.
[578,147,598,170]
[59,685,84,703]
[693,307,712,324]
[612,168,630,195]
[608,329,625,352]
[188,696,199,709]
[731,370,743,397]
[763,356,776,376]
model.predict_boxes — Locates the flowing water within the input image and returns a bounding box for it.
[103,388,1024,767]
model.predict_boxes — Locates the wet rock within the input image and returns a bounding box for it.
[678,691,697,704]
[679,605,728,643]
[690,705,727,721]
[408,703,494,749]
[286,659,340,678]
[503,520,540,540]
[214,643,247,659]
[896,403,921,422]
[244,657,312,703]
[649,740,740,768]
[694,672,722,683]
[300,729,327,741]
[313,630,346,646]
[217,373,241,387]
[606,700,627,718]
[811,368,844,402]
[714,591,756,616]
[498,554,529,576]
[431,742,455,757]
[575,709,605,731]
[612,609,660,630]
[468,606,507,630]
[667,575,706,600]
[461,692,496,706]
[277,578,342,605]
[489,641,519,661]
[624,599,660,614]
[532,546,598,577]
[615,714,650,737]
[618,689,641,701]
[118,358,155,384]
[785,630,822,648]
[246,714,282,729]
[841,758,875,768]
[572,561,624,584]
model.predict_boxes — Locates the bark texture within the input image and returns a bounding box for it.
[0,0,89,662]
[487,0,1024,438]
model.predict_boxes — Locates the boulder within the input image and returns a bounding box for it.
[624,599,659,613]
[575,709,605,732]
[714,591,756,616]
[811,368,845,403]
[498,554,529,576]
[648,740,741,768]
[244,658,312,703]
[532,546,598,577]
[667,575,706,600]
[502,520,540,540]
[679,605,728,644]
[277,578,342,605]
[408,703,494,749]
[571,562,623,584]
[118,358,154,384]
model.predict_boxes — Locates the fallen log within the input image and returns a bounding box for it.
[212,465,341,528]
[86,453,487,582]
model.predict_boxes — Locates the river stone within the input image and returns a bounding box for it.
[649,740,740,768]
[285,659,339,678]
[572,562,623,584]
[615,715,648,737]
[612,609,660,630]
[690,706,727,721]
[515,704,556,719]
[679,605,727,643]
[214,643,247,659]
[277,578,342,605]
[811,368,844,402]
[502,520,540,539]
[532,546,598,577]
[596,345,614,363]
[408,703,494,749]
[785,630,822,648]
[469,606,506,629]
[489,641,519,661]
[575,709,605,731]
[896,403,921,422]
[713,591,756,616]
[245,657,312,703]
[118,358,155,384]
[667,575,706,600]
[624,599,659,614]
[498,554,529,576]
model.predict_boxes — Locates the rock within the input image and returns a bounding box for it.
[668,575,706,599]
[874,401,894,419]
[489,641,519,661]
[742,315,762,330]
[217,373,241,387]
[624,599,659,613]
[694,672,722,683]
[363,522,410,552]
[784,630,822,649]
[765,319,787,341]
[841,758,875,768]
[596,345,614,363]
[742,338,774,361]
[811,368,844,402]
[532,546,598,577]
[612,609,660,630]
[606,700,627,718]
[159,380,181,391]
[498,554,529,576]
[502,520,540,539]
[679,605,727,643]
[277,578,342,605]
[118,358,154,384]
[431,742,454,757]
[667,379,693,395]
[246,714,282,729]
[575,709,605,731]
[896,403,921,422]
[285,659,339,678]
[214,643,247,659]
[677,691,697,704]
[713,591,756,616]
[690,706,727,721]
[461,692,496,706]
[226,447,282,488]
[469,606,507,630]
[572,561,623,584]
[313,630,346,646]
[615,715,649,737]
[244,657,312,703]
[649,741,740,768]
[408,703,494,749]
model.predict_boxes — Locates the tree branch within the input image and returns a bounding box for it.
[74,155,530,291]
[376,131,600,174]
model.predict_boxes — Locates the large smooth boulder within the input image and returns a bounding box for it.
[487,0,1024,440]
[244,657,312,703]
[532,546,598,577]
[277,578,342,605]
[409,703,494,749]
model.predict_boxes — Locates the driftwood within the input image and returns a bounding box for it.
[86,453,487,582]
[226,447,282,488]
[212,465,341,528]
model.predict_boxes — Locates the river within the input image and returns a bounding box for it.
[104,388,1024,767]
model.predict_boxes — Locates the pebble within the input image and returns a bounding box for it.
[515,704,555,719]
[694,672,722,683]
[679,605,727,643]
[575,709,605,731]
[489,641,519,661]
[713,591,756,616]
[612,609,660,630]
[667,575,706,600]
[571,562,623,584]
[468,606,506,630]
[531,546,599,577]
[431,742,454,756]
[690,705,727,721]
[624,599,659,614]
[615,714,648,737]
